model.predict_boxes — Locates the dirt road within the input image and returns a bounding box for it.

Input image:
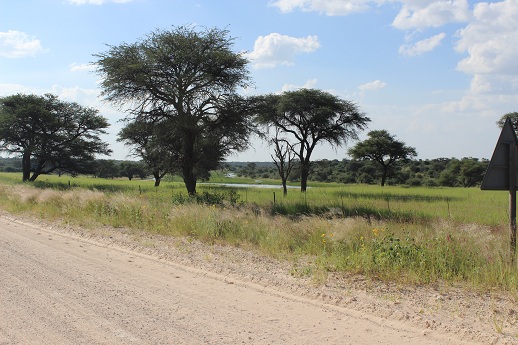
[0,216,495,344]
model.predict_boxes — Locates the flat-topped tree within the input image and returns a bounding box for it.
[348,130,417,187]
[255,89,370,192]
[95,25,254,195]
[0,93,110,182]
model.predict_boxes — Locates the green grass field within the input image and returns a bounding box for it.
[0,172,516,292]
[13,172,508,226]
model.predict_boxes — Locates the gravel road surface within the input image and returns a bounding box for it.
[0,216,495,344]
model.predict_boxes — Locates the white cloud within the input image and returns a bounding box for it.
[0,84,101,110]
[269,0,375,15]
[392,0,470,30]
[246,33,320,68]
[66,0,132,4]
[70,63,96,72]
[0,84,41,96]
[456,1,518,75]
[270,0,470,25]
[454,0,518,95]
[51,85,99,103]
[399,32,446,56]
[358,79,386,92]
[0,30,45,58]
[281,79,318,92]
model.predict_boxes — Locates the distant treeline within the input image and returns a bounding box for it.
[0,156,489,188]
[0,158,148,181]
[223,157,489,188]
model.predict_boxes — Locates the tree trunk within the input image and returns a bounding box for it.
[281,178,288,196]
[183,174,197,195]
[381,166,388,187]
[182,130,197,196]
[28,160,44,182]
[152,169,164,187]
[29,167,41,181]
[22,150,31,182]
[300,164,310,192]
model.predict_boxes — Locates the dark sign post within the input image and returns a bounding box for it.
[481,117,518,261]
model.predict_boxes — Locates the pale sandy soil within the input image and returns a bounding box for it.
[0,212,517,344]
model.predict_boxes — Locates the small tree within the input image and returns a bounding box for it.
[255,89,370,192]
[118,118,178,186]
[348,130,417,187]
[93,159,120,179]
[0,93,110,181]
[119,161,148,181]
[270,128,296,196]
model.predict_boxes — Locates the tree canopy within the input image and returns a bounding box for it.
[497,112,518,132]
[254,88,370,191]
[348,130,417,186]
[0,93,110,181]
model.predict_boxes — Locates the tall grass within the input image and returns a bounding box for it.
[5,173,507,225]
[0,172,516,291]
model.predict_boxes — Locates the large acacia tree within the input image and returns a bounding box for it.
[95,26,253,195]
[348,130,417,187]
[255,89,370,192]
[0,93,110,181]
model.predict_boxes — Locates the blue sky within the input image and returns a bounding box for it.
[1,0,516,162]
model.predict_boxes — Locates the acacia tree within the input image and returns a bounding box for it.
[348,130,417,187]
[119,161,148,181]
[118,118,179,186]
[95,25,253,195]
[269,127,296,196]
[0,93,110,181]
[255,89,370,192]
